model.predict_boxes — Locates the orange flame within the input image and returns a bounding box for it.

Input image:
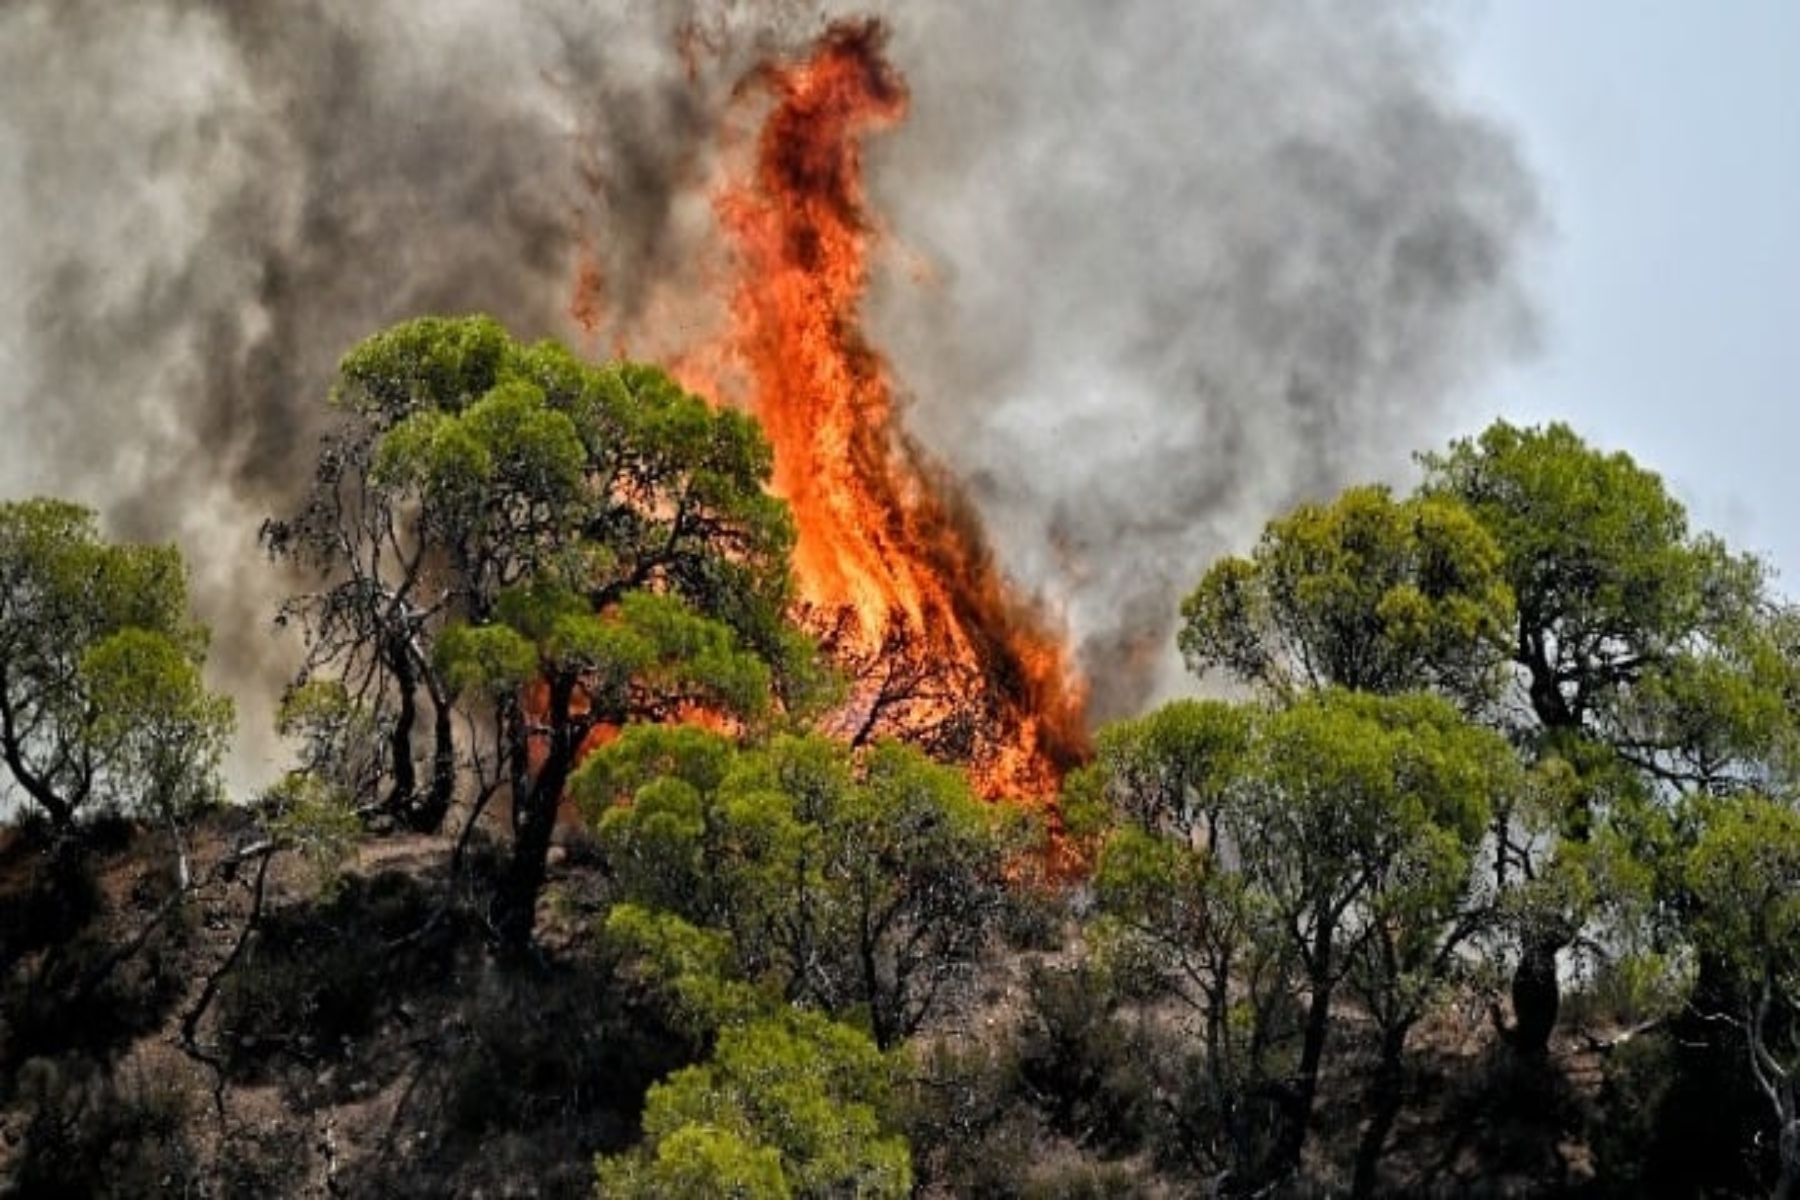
[568,20,1090,814]
[710,20,1089,803]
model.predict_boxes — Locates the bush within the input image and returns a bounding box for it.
[1016,963,1154,1157]
[214,869,459,1079]
[9,1052,201,1197]
[897,1038,1032,1196]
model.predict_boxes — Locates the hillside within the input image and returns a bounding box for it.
[2,810,1652,1198]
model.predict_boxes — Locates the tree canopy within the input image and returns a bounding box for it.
[578,729,1011,1050]
[1092,688,1517,1190]
[1179,483,1513,706]
[0,499,232,855]
[265,315,816,947]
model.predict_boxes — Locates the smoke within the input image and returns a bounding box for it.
[865,2,1537,718]
[0,0,1534,786]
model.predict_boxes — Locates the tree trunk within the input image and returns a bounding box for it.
[1510,933,1563,1059]
[1269,913,1337,1181]
[494,678,581,954]
[1351,1021,1412,1199]
[384,635,420,823]
[496,782,557,953]
[421,688,456,832]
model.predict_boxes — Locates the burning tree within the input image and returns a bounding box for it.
[580,20,1092,806]
[265,315,812,947]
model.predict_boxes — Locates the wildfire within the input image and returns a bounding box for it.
[575,20,1090,806]
[713,20,1088,803]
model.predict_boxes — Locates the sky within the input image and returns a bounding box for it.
[1445,0,1800,592]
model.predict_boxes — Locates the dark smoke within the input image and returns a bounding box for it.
[0,0,1535,786]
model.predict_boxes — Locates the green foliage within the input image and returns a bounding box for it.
[0,498,232,835]
[433,621,540,698]
[1090,698,1250,842]
[1235,690,1505,958]
[596,1009,911,1199]
[1417,419,1800,1068]
[1179,484,1512,704]
[601,903,763,1035]
[1421,419,1790,787]
[80,629,234,819]
[275,678,381,805]
[269,314,816,943]
[260,774,362,896]
[581,732,1009,1048]
[1685,795,1800,983]
[1090,688,1518,1184]
[333,312,512,421]
[600,1124,791,1199]
[267,316,807,834]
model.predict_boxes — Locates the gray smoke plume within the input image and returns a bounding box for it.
[866,2,1537,719]
[0,0,1535,787]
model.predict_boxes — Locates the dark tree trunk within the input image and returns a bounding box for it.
[383,636,420,824]
[860,929,894,1051]
[496,781,558,953]
[1510,930,1565,1060]
[414,684,455,834]
[1268,913,1336,1181]
[493,677,582,955]
[1351,1021,1413,1199]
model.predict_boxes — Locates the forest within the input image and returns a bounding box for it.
[3,314,1798,1197]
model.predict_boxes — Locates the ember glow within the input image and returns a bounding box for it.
[634,20,1091,802]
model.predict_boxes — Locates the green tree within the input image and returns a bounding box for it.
[265,316,811,948]
[1685,795,1800,1199]
[1179,484,1512,707]
[0,499,232,873]
[578,731,1010,1049]
[1088,699,1251,849]
[1420,420,1786,785]
[595,1009,911,1199]
[1421,419,1798,1056]
[1239,691,1507,1186]
[440,585,776,949]
[1092,690,1513,1191]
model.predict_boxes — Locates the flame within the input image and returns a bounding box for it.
[568,20,1090,814]
[708,20,1089,803]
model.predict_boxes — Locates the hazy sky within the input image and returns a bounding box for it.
[1447,0,1800,591]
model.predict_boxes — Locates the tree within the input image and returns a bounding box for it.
[441,585,779,948]
[1092,690,1513,1191]
[594,1008,911,1199]
[1086,699,1251,849]
[1420,420,1787,785]
[0,499,232,873]
[1421,419,1799,1056]
[1179,484,1512,708]
[265,316,812,948]
[1685,795,1800,1199]
[1239,691,1508,1185]
[577,730,1010,1049]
